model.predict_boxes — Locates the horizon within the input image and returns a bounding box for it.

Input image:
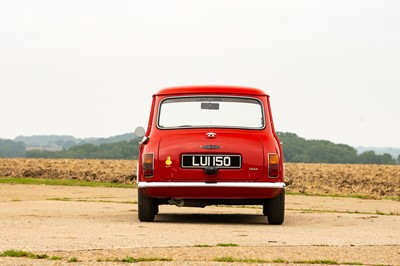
[5,131,400,150]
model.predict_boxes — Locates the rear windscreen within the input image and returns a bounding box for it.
[158,96,265,129]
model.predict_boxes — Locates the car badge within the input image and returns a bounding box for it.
[165,156,172,167]
[201,145,222,150]
[206,132,216,138]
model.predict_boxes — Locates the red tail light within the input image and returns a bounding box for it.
[268,153,279,178]
[143,153,154,177]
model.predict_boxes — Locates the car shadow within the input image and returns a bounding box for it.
[154,213,269,225]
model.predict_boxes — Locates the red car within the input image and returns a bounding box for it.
[135,86,285,224]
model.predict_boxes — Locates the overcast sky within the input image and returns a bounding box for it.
[1,0,399,148]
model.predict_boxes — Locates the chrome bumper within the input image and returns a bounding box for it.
[138,182,285,189]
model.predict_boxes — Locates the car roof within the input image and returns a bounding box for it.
[155,85,268,97]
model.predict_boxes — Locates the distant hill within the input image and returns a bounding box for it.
[14,135,76,147]
[80,133,136,145]
[355,146,400,159]
[1,132,399,164]
[14,133,136,151]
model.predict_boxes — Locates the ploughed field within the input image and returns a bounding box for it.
[0,158,399,199]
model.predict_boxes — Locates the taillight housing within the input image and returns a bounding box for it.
[268,153,279,178]
[142,153,154,177]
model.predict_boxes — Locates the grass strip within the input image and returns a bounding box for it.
[49,256,63,260]
[273,258,289,263]
[294,259,339,264]
[98,257,173,263]
[287,191,370,199]
[216,243,239,247]
[214,257,268,263]
[287,208,399,216]
[46,197,137,204]
[194,244,213,247]
[214,257,362,265]
[0,177,135,188]
[0,250,48,259]
[68,257,79,262]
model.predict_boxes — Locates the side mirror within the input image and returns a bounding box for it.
[135,126,146,138]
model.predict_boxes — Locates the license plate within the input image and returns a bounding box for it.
[181,154,241,169]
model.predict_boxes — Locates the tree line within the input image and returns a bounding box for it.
[0,139,26,158]
[25,139,140,160]
[277,132,398,165]
[1,133,399,164]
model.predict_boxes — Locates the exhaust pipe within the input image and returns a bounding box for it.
[168,199,206,208]
[168,199,185,207]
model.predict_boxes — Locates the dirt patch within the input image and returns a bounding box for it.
[1,159,400,198]
[285,163,400,198]
[0,158,135,184]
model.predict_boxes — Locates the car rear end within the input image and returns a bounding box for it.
[137,86,285,224]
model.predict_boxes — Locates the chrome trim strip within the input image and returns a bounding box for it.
[138,182,285,188]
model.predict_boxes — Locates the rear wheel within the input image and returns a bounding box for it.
[262,204,268,216]
[138,188,156,222]
[264,190,285,225]
[154,204,159,215]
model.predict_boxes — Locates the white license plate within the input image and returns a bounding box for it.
[181,154,241,169]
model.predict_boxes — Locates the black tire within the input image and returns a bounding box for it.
[266,189,285,225]
[138,188,156,222]
[262,203,268,216]
[154,204,159,215]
